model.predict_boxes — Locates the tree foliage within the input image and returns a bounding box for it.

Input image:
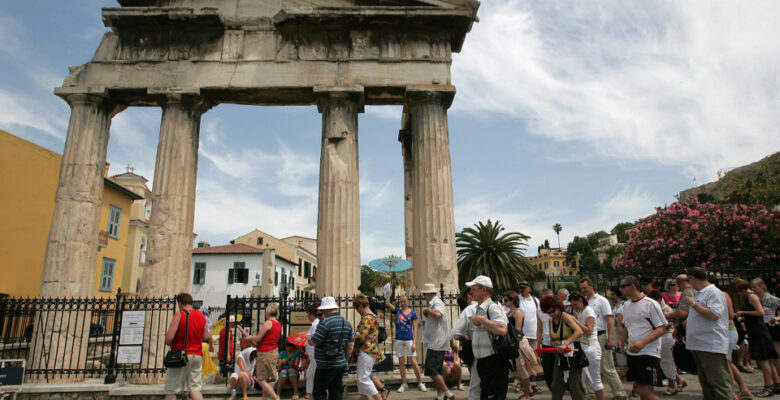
[613,199,779,271]
[552,223,563,249]
[456,219,534,292]
[610,222,635,243]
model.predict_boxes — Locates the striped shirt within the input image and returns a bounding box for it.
[311,312,353,369]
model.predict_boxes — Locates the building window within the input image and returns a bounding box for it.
[107,205,121,239]
[544,261,548,267]
[100,258,115,292]
[304,261,311,278]
[289,276,294,290]
[139,237,147,264]
[193,262,206,285]
[554,261,559,267]
[228,262,248,284]
[144,201,152,220]
[298,258,302,276]
[257,237,263,245]
[274,271,278,286]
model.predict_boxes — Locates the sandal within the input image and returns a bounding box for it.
[677,379,687,392]
[756,387,774,398]
[664,387,677,396]
[774,384,780,394]
[380,387,390,400]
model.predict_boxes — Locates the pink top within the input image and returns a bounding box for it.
[662,292,681,308]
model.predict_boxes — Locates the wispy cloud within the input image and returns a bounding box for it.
[0,88,67,139]
[453,0,780,179]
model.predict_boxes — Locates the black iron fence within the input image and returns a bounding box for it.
[0,290,176,382]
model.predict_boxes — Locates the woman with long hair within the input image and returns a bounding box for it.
[504,290,544,400]
[568,291,605,400]
[732,278,780,397]
[661,279,681,309]
[540,295,585,400]
[353,294,389,400]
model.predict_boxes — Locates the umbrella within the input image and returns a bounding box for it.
[368,257,412,273]
[287,332,308,347]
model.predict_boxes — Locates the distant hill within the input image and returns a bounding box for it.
[678,152,779,209]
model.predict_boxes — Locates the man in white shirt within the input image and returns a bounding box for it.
[580,277,628,400]
[421,283,454,400]
[618,275,668,400]
[517,281,542,392]
[681,268,733,400]
[452,275,509,400]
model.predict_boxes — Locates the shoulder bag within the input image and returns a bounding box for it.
[487,303,520,371]
[324,318,345,360]
[164,310,190,368]
[553,313,589,371]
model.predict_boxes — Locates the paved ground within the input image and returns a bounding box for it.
[331,368,768,400]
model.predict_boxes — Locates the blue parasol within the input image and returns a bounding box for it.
[368,257,412,273]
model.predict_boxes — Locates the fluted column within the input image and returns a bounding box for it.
[314,85,363,297]
[261,248,276,297]
[398,126,416,292]
[41,87,124,297]
[406,85,458,293]
[141,90,210,298]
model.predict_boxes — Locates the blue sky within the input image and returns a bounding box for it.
[2,1,778,262]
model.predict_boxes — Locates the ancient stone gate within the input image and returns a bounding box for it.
[43,0,479,300]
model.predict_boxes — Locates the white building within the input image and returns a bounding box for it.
[190,243,297,310]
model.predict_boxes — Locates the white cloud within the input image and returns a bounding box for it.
[453,0,780,180]
[365,105,403,122]
[0,11,23,56]
[0,88,67,139]
[360,231,405,265]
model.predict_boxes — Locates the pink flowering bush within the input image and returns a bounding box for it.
[613,199,779,271]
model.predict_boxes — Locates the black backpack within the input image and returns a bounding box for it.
[487,304,520,371]
[377,326,388,343]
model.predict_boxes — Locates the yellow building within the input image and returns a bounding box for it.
[110,171,152,295]
[0,130,141,298]
[528,247,577,277]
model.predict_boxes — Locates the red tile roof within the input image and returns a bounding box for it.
[192,243,265,255]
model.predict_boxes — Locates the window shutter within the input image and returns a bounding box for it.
[228,269,234,284]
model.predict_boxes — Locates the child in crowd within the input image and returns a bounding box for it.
[277,341,302,399]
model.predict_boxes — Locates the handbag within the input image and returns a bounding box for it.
[552,313,588,371]
[458,340,475,366]
[672,336,697,374]
[164,310,190,368]
[487,304,520,371]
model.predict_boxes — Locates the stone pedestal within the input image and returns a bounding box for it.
[406,86,458,293]
[314,86,363,297]
[260,248,276,297]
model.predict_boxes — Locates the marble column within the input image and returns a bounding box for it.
[260,248,276,297]
[141,90,210,298]
[33,87,123,382]
[398,126,416,292]
[406,85,458,293]
[314,86,363,297]
[41,87,123,298]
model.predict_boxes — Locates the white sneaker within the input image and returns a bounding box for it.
[230,387,237,399]
[397,384,408,393]
[418,383,428,392]
[457,384,465,391]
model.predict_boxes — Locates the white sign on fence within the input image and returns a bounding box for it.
[119,311,145,345]
[116,346,142,364]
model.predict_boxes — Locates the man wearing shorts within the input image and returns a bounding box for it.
[164,293,213,400]
[618,276,668,400]
[421,283,454,400]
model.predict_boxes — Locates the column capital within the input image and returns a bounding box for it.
[148,88,213,116]
[54,86,126,116]
[404,85,456,109]
[313,85,365,113]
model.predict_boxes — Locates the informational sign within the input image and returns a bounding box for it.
[119,311,145,345]
[117,346,142,364]
[289,311,310,325]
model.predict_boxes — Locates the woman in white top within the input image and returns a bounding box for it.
[569,291,604,400]
[304,303,321,400]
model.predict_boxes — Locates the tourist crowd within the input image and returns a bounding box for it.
[161,270,780,400]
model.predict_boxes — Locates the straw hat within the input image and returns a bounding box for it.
[420,283,438,294]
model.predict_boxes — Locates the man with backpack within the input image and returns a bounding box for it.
[452,275,510,400]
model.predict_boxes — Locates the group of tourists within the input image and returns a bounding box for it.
[161,269,779,400]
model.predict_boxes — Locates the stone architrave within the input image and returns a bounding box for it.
[399,126,416,292]
[406,85,459,293]
[314,86,364,297]
[260,248,276,297]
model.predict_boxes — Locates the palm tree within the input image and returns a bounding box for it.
[552,223,563,249]
[456,219,534,292]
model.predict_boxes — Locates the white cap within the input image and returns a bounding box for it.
[465,275,493,289]
[318,296,338,310]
